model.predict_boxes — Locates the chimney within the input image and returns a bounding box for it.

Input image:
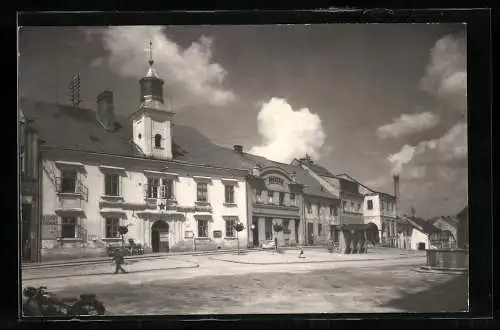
[233,145,243,154]
[393,174,400,218]
[96,91,115,131]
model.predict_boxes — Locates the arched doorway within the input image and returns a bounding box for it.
[151,220,169,253]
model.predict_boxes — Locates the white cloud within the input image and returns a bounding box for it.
[420,33,467,111]
[249,98,326,163]
[86,26,235,107]
[388,144,416,174]
[376,112,440,139]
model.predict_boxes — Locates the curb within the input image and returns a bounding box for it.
[23,263,200,281]
[416,266,468,275]
[22,249,262,270]
[208,254,425,265]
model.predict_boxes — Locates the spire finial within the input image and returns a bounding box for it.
[148,40,154,66]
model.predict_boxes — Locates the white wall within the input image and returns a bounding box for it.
[410,228,429,250]
[41,159,248,252]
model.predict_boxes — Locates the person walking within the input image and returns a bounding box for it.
[112,247,127,274]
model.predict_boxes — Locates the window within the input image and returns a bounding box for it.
[256,189,263,203]
[104,173,120,196]
[306,201,312,213]
[283,219,290,231]
[146,177,160,198]
[330,205,336,216]
[357,203,361,212]
[267,191,274,204]
[268,176,284,186]
[367,200,373,210]
[279,192,285,206]
[289,193,296,206]
[161,179,174,199]
[154,134,162,149]
[381,200,384,210]
[318,224,323,236]
[265,218,273,240]
[225,185,235,204]
[317,203,321,216]
[61,217,76,238]
[350,202,354,211]
[197,220,209,238]
[225,218,237,237]
[105,217,120,238]
[61,169,77,193]
[342,201,347,211]
[197,182,208,202]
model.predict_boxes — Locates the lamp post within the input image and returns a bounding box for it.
[250,223,255,248]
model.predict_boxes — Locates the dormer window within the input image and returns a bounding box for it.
[154,134,162,149]
[268,176,284,186]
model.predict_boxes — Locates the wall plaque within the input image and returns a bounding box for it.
[42,215,58,240]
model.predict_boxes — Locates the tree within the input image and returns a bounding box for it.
[273,223,284,250]
[233,222,245,255]
[117,225,128,247]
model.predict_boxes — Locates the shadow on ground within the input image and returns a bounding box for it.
[382,275,468,312]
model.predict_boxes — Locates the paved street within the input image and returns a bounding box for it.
[22,249,468,315]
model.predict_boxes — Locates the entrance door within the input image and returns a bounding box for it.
[307,223,314,245]
[151,220,170,253]
[295,220,299,245]
[21,203,31,261]
[252,217,259,247]
[418,242,426,250]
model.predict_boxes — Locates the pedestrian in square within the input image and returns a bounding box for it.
[112,247,127,274]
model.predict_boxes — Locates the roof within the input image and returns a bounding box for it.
[20,98,336,199]
[295,159,337,178]
[295,158,395,198]
[402,216,442,235]
[457,205,468,219]
[429,215,459,228]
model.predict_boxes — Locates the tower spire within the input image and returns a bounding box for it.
[144,39,158,78]
[148,40,154,66]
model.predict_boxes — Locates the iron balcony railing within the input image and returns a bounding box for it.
[55,177,88,201]
[143,184,175,200]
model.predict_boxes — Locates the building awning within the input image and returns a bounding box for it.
[193,214,213,221]
[222,215,239,221]
[136,210,185,221]
[55,161,85,169]
[99,165,126,173]
[221,178,239,185]
[193,176,212,183]
[338,224,373,231]
[99,209,127,217]
[143,170,178,179]
[54,208,85,215]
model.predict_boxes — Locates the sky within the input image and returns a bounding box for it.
[18,24,468,219]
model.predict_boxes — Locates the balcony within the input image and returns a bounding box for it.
[56,177,89,203]
[143,184,175,200]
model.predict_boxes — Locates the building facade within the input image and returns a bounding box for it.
[20,56,254,261]
[292,158,364,226]
[303,194,340,245]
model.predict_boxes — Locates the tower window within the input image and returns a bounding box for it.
[154,134,162,149]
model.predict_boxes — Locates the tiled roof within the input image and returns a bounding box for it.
[20,98,335,199]
[429,215,459,228]
[403,216,442,235]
